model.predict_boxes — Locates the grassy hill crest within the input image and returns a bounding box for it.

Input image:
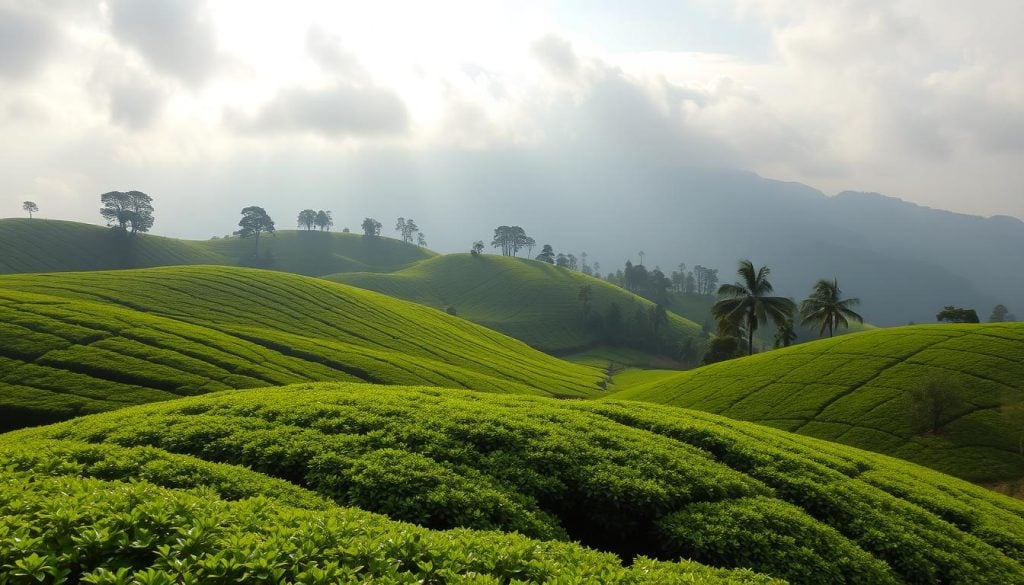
[613,323,1024,485]
[329,253,703,356]
[0,218,432,276]
[0,266,603,429]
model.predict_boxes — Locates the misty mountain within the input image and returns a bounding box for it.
[321,151,1012,327]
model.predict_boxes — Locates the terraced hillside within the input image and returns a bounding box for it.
[614,324,1024,484]
[0,266,603,429]
[0,218,432,276]
[330,254,702,354]
[5,383,1024,583]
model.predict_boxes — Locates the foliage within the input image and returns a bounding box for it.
[535,244,554,263]
[0,266,605,428]
[936,306,980,323]
[702,335,744,365]
[990,304,1015,322]
[5,384,1024,583]
[297,209,317,230]
[100,191,154,235]
[313,210,332,231]
[21,201,38,219]
[490,226,531,257]
[712,260,796,356]
[0,219,435,276]
[470,241,484,255]
[613,323,1024,484]
[395,218,419,243]
[799,278,863,337]
[330,254,702,355]
[0,470,773,584]
[235,206,275,258]
[361,217,382,236]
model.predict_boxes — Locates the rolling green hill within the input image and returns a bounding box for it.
[329,254,703,355]
[0,218,432,276]
[0,266,603,429]
[4,383,1024,583]
[613,324,1024,484]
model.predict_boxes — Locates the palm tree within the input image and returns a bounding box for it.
[799,278,863,337]
[774,319,798,348]
[712,260,796,356]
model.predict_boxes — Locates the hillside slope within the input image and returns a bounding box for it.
[613,324,1024,484]
[5,383,1024,583]
[0,266,603,429]
[329,254,702,354]
[0,218,432,276]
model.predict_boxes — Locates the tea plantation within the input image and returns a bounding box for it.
[329,254,702,354]
[0,267,604,429]
[4,383,1024,583]
[0,219,432,276]
[613,324,1024,484]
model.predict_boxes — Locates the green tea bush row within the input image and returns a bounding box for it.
[0,266,603,394]
[0,471,775,584]
[614,324,1024,483]
[10,383,1024,583]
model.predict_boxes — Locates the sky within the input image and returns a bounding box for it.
[2,0,1023,242]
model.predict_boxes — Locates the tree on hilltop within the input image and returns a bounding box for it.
[297,209,317,230]
[237,206,275,257]
[22,201,38,219]
[491,226,531,256]
[100,191,154,236]
[936,306,980,323]
[799,278,863,337]
[471,240,485,256]
[712,260,796,356]
[361,217,382,236]
[535,244,554,263]
[314,210,333,231]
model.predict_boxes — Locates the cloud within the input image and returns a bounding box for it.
[230,84,409,138]
[530,34,580,78]
[106,0,218,86]
[0,5,59,80]
[305,27,367,81]
[227,27,409,139]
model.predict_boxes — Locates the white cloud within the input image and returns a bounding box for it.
[2,0,1024,227]
[106,0,219,87]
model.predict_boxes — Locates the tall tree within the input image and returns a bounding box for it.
[799,278,863,337]
[989,304,1010,322]
[535,244,554,263]
[712,260,796,356]
[297,209,317,230]
[314,210,333,231]
[638,250,645,266]
[491,226,530,256]
[237,206,275,256]
[361,217,382,236]
[100,191,154,235]
[395,217,407,240]
[417,232,427,247]
[22,201,38,219]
